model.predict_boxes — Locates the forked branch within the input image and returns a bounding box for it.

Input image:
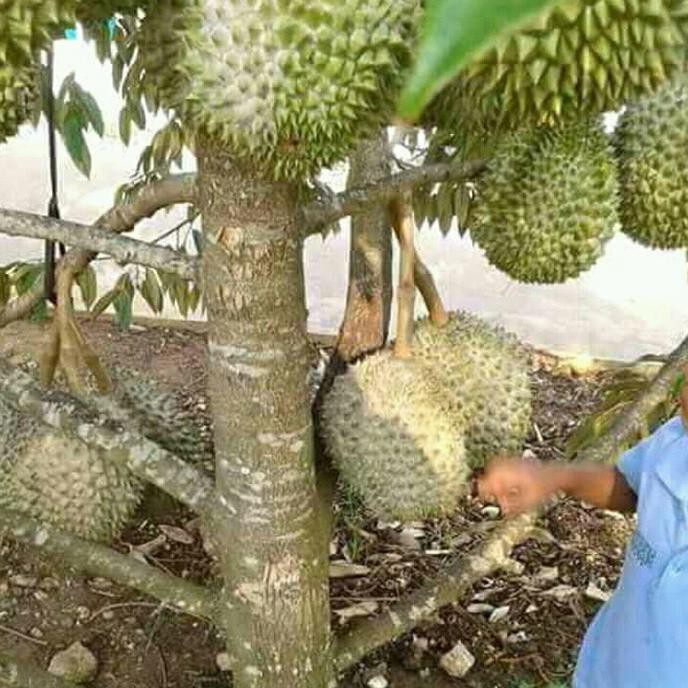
[1,508,217,623]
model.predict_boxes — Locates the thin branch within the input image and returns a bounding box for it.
[0,357,214,515]
[0,208,199,279]
[389,194,415,359]
[301,159,487,234]
[0,651,76,688]
[0,173,197,329]
[414,248,448,327]
[334,513,536,672]
[0,508,217,623]
[577,331,688,464]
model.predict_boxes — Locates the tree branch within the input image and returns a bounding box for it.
[414,248,448,327]
[0,173,197,329]
[301,160,487,234]
[0,208,199,280]
[334,513,536,672]
[0,508,217,623]
[577,331,688,464]
[0,651,77,688]
[0,357,214,515]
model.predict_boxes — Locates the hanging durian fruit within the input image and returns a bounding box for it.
[321,352,470,520]
[0,0,78,141]
[429,0,688,134]
[471,117,619,284]
[615,74,688,249]
[0,62,39,142]
[131,0,419,180]
[413,312,531,468]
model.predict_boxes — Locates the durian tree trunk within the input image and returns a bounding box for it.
[197,139,333,688]
[336,132,393,362]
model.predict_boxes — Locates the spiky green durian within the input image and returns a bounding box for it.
[0,61,38,142]
[321,352,469,520]
[615,74,688,249]
[471,117,618,284]
[0,396,143,542]
[430,0,688,133]
[413,312,531,468]
[0,1,77,65]
[132,0,418,180]
[0,366,209,541]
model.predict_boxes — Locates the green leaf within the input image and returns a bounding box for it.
[139,268,164,314]
[0,271,10,307]
[76,266,98,310]
[29,299,48,323]
[119,107,132,146]
[14,264,43,295]
[61,105,92,178]
[90,288,118,319]
[73,84,105,137]
[113,290,133,331]
[192,229,204,255]
[398,0,560,120]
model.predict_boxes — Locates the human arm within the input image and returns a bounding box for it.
[476,456,637,516]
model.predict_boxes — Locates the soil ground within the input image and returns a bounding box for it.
[0,317,637,688]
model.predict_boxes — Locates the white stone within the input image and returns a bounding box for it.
[489,606,510,624]
[439,640,475,678]
[585,581,611,603]
[48,642,98,684]
[534,566,559,583]
[481,505,501,519]
[216,652,232,672]
[367,675,388,688]
[467,603,495,615]
[542,584,578,601]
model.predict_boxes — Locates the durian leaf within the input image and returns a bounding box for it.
[90,288,118,319]
[398,0,561,120]
[76,266,97,310]
[72,84,104,137]
[0,270,10,307]
[61,105,92,178]
[113,290,133,331]
[139,268,164,314]
[192,229,204,256]
[119,107,132,146]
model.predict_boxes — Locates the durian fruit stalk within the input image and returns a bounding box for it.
[615,73,688,249]
[471,116,619,284]
[131,0,419,180]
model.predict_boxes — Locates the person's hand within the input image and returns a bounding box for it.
[477,455,562,516]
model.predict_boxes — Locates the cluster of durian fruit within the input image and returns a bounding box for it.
[417,0,688,284]
[0,364,208,541]
[321,313,532,520]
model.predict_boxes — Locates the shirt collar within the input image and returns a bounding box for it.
[653,416,688,502]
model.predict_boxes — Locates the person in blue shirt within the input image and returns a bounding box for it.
[477,371,688,688]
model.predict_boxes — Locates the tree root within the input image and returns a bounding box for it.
[1,508,217,624]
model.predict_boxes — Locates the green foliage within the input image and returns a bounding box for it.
[565,367,681,458]
[398,0,559,120]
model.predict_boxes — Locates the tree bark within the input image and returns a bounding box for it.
[197,139,333,688]
[335,133,393,362]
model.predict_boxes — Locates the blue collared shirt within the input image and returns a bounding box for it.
[573,416,688,688]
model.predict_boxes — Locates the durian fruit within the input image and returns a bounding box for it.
[132,0,418,180]
[0,366,208,541]
[615,74,688,249]
[321,352,469,520]
[432,0,688,133]
[0,61,39,142]
[0,396,143,542]
[413,312,531,468]
[471,117,619,284]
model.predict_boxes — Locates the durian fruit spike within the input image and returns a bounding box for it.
[413,312,532,469]
[0,395,143,542]
[131,0,419,180]
[321,351,470,521]
[615,73,688,249]
[471,116,619,284]
[429,0,688,134]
